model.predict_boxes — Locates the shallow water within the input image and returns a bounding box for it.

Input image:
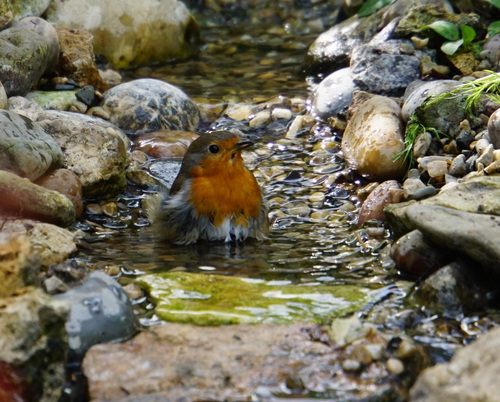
[76,6,499,364]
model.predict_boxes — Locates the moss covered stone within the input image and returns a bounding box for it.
[136,272,381,326]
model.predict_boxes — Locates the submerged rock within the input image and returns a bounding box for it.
[136,272,380,325]
[410,326,500,402]
[100,78,201,135]
[341,95,408,181]
[54,271,137,361]
[46,0,200,69]
[0,109,63,181]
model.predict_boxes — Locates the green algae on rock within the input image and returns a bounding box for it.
[136,272,380,326]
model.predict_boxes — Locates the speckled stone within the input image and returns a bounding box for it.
[100,78,201,135]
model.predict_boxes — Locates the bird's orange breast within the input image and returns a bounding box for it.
[188,158,262,228]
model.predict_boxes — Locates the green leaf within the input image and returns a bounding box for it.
[441,39,464,55]
[486,0,500,8]
[358,0,395,17]
[424,20,460,41]
[488,21,500,37]
[460,25,476,44]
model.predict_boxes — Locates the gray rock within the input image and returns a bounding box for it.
[0,27,49,96]
[487,107,500,149]
[351,40,422,96]
[54,271,137,361]
[385,176,500,272]
[101,78,201,135]
[0,170,76,227]
[402,79,462,122]
[11,16,59,73]
[410,260,488,317]
[309,68,358,120]
[303,0,450,77]
[0,109,63,181]
[33,110,130,197]
[410,326,500,402]
[0,288,70,401]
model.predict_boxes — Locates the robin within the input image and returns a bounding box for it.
[147,130,269,245]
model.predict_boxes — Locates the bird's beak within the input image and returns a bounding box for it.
[232,141,254,152]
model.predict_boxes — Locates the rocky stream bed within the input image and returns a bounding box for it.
[2,0,500,401]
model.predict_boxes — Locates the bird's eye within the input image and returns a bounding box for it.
[208,144,220,154]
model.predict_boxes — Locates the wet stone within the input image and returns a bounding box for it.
[54,271,137,361]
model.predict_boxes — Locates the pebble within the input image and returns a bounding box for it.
[448,154,467,177]
[342,359,361,372]
[86,203,103,215]
[402,178,426,200]
[425,160,448,178]
[386,358,404,375]
[101,202,119,217]
[122,283,143,300]
[249,110,271,128]
[412,185,438,200]
[286,115,303,138]
[412,131,432,159]
[477,144,494,167]
[226,104,253,121]
[271,107,292,120]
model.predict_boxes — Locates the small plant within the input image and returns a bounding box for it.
[357,0,396,17]
[394,115,445,167]
[426,70,500,115]
[421,20,480,56]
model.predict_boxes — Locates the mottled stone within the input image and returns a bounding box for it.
[0,109,63,181]
[34,110,129,197]
[0,288,69,402]
[341,96,408,181]
[0,27,49,96]
[0,218,77,266]
[0,233,39,297]
[100,78,201,135]
[2,0,51,19]
[11,17,59,73]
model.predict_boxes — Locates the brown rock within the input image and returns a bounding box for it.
[358,180,404,224]
[0,170,75,227]
[35,168,83,218]
[133,130,199,158]
[83,322,423,401]
[0,219,77,266]
[55,27,108,93]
